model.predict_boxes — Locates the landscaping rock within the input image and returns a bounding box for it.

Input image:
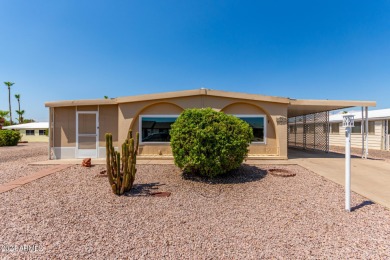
[268,168,296,177]
[81,158,91,167]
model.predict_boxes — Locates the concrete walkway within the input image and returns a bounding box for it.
[0,165,71,194]
[286,149,390,209]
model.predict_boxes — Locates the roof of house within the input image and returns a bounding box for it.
[3,122,49,130]
[330,108,390,122]
[44,89,376,118]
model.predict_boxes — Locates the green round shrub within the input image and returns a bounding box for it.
[170,108,253,177]
[0,130,21,146]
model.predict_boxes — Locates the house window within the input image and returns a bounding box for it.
[26,130,35,135]
[352,121,375,135]
[352,122,362,134]
[39,130,46,136]
[140,116,178,143]
[368,121,375,134]
[331,123,339,134]
[236,116,266,143]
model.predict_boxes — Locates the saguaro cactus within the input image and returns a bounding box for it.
[105,130,139,195]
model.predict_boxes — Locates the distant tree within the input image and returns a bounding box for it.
[23,118,35,123]
[15,110,25,124]
[104,96,109,99]
[4,82,15,125]
[15,94,22,123]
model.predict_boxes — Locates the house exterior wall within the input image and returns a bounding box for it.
[54,106,76,147]
[118,95,288,159]
[52,95,288,159]
[19,129,49,142]
[52,105,119,159]
[329,120,383,150]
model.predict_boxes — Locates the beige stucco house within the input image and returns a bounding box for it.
[45,89,375,160]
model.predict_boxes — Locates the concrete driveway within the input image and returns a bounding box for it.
[287,149,390,209]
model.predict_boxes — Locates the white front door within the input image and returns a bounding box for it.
[76,111,99,158]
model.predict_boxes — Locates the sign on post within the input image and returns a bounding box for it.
[343,115,354,212]
[343,115,355,128]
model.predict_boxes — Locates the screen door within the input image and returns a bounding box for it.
[76,112,98,158]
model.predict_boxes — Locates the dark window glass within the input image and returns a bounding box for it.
[238,117,265,142]
[351,121,375,134]
[141,117,177,142]
[368,121,375,134]
[352,122,362,134]
[26,130,35,135]
[331,123,339,134]
[39,130,46,135]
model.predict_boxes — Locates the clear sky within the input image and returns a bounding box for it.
[1,0,389,122]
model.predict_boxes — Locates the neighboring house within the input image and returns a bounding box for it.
[3,122,49,143]
[45,89,375,160]
[329,109,390,151]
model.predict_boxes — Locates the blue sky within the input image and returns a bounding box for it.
[1,0,389,121]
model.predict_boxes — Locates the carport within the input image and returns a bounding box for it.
[287,99,376,158]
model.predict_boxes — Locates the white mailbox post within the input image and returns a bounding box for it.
[343,115,355,212]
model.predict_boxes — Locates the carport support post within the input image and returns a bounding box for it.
[343,115,354,212]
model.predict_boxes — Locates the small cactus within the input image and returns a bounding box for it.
[105,130,139,195]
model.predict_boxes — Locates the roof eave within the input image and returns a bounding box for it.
[45,99,117,108]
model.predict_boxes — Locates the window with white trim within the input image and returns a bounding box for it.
[352,121,375,135]
[236,115,266,143]
[39,130,46,136]
[140,116,178,143]
[26,130,35,135]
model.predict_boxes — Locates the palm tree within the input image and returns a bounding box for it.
[15,110,25,124]
[15,94,21,123]
[4,82,15,125]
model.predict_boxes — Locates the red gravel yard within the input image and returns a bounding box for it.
[1,160,390,258]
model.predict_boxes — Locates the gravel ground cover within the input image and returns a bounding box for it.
[0,143,49,185]
[1,163,390,259]
[330,145,390,163]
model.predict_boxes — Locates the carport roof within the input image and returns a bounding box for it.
[287,99,376,118]
[45,89,376,117]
